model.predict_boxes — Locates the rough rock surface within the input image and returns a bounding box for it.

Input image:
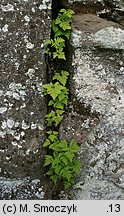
[60,14,124,199]
[0,0,51,199]
[68,0,124,10]
[0,177,44,199]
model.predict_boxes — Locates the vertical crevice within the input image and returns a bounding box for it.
[47,0,70,80]
[44,0,75,199]
[52,0,69,20]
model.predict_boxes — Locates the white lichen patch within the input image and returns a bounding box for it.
[26,42,34,49]
[0,90,4,96]
[73,51,112,114]
[21,131,25,137]
[2,24,9,32]
[0,118,32,141]
[20,103,26,109]
[1,121,7,130]
[72,29,82,48]
[26,68,35,79]
[14,133,21,141]
[0,119,17,138]
[92,27,124,50]
[68,0,82,3]
[35,190,45,199]
[7,119,15,129]
[24,15,30,22]
[1,4,14,12]
[22,120,30,130]
[39,0,51,10]
[24,35,28,43]
[15,62,20,70]
[36,82,43,96]
[14,122,20,128]
[6,82,26,101]
[32,7,35,13]
[0,107,7,114]
[23,55,27,59]
[38,124,44,130]
[31,123,37,130]
[68,0,104,3]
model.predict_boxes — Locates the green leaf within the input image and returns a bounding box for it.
[58,91,67,101]
[53,52,59,59]
[47,130,52,135]
[73,160,81,174]
[43,82,65,100]
[63,31,71,39]
[54,165,62,175]
[59,8,66,13]
[54,115,63,127]
[53,131,59,135]
[65,151,74,162]
[44,48,50,54]
[53,71,69,86]
[46,169,53,176]
[56,109,64,115]
[52,156,60,167]
[49,143,60,151]
[50,175,59,184]
[54,101,64,109]
[54,29,64,37]
[60,9,74,16]
[45,109,64,127]
[43,139,51,147]
[55,37,65,46]
[44,155,53,166]
[63,171,72,182]
[49,134,58,142]
[48,100,54,106]
[64,181,71,189]
[45,110,55,126]
[58,52,66,60]
[51,20,59,33]
[59,139,68,149]
[45,39,53,45]
[61,156,68,166]
[70,139,80,152]
[55,17,61,25]
[60,21,71,31]
[45,110,55,118]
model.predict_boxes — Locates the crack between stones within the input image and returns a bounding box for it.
[44,0,73,200]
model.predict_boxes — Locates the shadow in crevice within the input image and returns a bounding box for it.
[52,0,69,20]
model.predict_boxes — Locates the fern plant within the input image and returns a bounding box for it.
[43,71,69,126]
[45,9,74,60]
[43,131,80,189]
[45,37,66,59]
[43,8,81,189]
[52,9,74,39]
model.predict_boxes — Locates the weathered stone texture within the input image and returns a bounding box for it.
[0,177,44,199]
[68,0,124,9]
[61,14,124,199]
[0,0,51,199]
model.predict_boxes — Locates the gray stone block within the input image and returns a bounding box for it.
[61,14,124,199]
[0,0,51,199]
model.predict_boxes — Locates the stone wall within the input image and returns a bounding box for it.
[0,0,51,199]
[60,2,124,199]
